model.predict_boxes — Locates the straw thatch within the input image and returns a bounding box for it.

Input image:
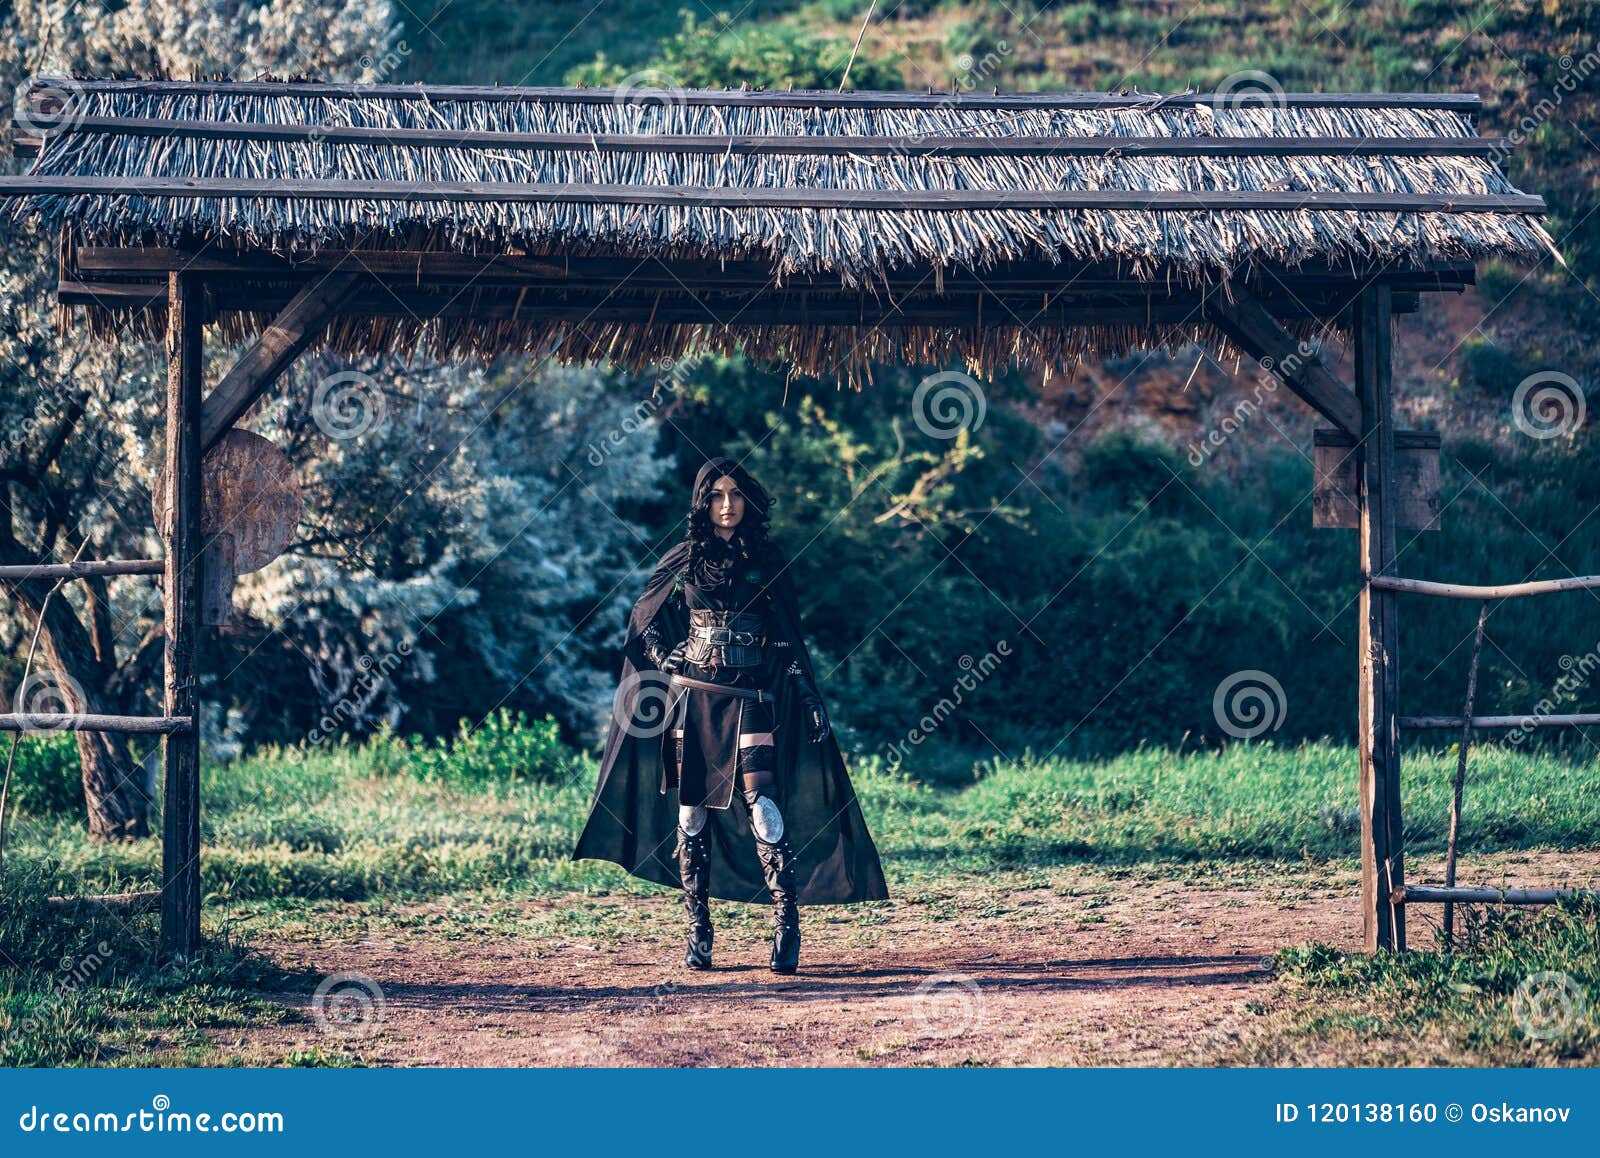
[1,78,1555,380]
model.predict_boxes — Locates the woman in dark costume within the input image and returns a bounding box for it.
[572,457,888,974]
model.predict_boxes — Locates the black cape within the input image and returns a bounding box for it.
[571,538,889,905]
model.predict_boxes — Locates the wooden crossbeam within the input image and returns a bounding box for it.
[22,78,1487,111]
[20,117,1516,158]
[47,891,164,913]
[58,280,1415,328]
[1204,291,1363,435]
[199,273,361,451]
[53,277,1429,314]
[69,246,1478,293]
[0,175,1546,215]
[1401,713,1600,729]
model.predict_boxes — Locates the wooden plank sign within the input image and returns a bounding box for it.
[1313,428,1441,531]
[154,429,302,625]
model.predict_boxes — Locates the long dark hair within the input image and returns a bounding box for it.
[686,457,772,582]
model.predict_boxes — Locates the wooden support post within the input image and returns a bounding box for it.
[161,271,204,961]
[1355,283,1406,953]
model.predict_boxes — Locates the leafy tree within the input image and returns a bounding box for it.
[0,1,668,836]
[0,0,405,838]
[566,9,903,91]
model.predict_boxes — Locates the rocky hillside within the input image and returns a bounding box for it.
[397,1,1598,431]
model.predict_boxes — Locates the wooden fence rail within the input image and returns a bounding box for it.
[0,713,192,733]
[1395,885,1600,906]
[1386,574,1600,926]
[0,559,163,580]
[1371,574,1600,599]
[1401,713,1600,729]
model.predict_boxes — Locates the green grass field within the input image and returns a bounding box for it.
[2,725,1596,1065]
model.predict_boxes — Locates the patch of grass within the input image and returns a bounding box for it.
[6,727,1596,1064]
[0,865,295,1066]
[1222,897,1600,1065]
[11,736,1595,907]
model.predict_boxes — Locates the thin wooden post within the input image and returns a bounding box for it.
[1355,282,1406,953]
[1444,601,1489,949]
[161,271,204,961]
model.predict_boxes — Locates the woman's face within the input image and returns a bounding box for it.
[706,474,745,532]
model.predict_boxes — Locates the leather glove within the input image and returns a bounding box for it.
[641,621,686,675]
[786,658,830,743]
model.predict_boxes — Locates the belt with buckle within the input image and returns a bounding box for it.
[669,673,778,702]
[688,625,765,647]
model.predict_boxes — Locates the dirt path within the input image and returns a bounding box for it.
[226,851,1600,1066]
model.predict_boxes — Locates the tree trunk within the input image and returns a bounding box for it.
[2,548,156,841]
[75,728,152,841]
[33,643,154,841]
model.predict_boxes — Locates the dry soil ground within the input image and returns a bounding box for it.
[216,850,1600,1066]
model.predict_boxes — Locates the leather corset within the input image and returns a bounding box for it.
[683,608,766,669]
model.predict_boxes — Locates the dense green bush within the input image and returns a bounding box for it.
[2,733,84,818]
[566,9,902,90]
[397,709,578,785]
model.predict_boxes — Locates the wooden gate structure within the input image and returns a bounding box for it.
[0,78,1565,958]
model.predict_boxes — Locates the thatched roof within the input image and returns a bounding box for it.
[2,78,1555,380]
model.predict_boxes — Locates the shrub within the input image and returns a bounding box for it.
[1,733,83,818]
[406,709,577,785]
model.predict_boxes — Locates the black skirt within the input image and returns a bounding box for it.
[665,666,778,809]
